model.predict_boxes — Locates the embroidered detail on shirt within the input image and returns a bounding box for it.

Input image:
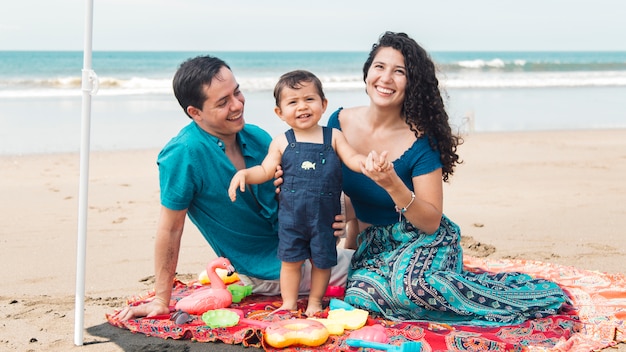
[301,161,316,170]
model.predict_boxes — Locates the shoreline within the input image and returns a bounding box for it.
[2,85,625,156]
[1,128,625,351]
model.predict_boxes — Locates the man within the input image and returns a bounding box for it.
[115,55,352,320]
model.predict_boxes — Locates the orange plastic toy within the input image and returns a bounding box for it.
[264,319,329,348]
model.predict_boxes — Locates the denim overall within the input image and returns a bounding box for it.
[277,127,341,269]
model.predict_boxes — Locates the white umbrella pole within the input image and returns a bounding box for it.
[74,0,97,345]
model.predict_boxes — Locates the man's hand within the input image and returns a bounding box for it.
[273,165,283,194]
[113,298,170,322]
[332,213,346,238]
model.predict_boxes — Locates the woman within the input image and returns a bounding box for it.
[327,31,568,325]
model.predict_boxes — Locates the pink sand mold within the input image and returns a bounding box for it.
[348,324,389,343]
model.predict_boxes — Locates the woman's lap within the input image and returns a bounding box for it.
[345,216,568,325]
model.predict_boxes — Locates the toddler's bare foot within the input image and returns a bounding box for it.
[270,303,298,315]
[304,303,323,317]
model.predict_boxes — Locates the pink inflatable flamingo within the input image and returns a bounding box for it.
[175,257,235,315]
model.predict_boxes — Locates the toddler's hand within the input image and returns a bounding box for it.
[375,150,392,172]
[362,150,395,187]
[365,150,393,172]
[228,172,247,202]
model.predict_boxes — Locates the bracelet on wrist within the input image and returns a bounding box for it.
[395,191,415,221]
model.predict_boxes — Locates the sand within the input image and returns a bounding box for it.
[1,129,624,351]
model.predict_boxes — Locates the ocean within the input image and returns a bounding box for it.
[1,51,625,155]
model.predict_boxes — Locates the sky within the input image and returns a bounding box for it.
[2,0,626,52]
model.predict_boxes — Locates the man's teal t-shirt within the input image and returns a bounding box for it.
[157,122,281,280]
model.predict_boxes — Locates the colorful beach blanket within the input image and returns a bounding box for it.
[106,256,626,351]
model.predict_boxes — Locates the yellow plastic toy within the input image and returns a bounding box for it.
[199,267,240,285]
[308,308,369,335]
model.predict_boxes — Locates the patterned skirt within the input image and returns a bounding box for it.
[344,215,569,326]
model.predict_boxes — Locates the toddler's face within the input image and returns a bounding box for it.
[275,82,327,130]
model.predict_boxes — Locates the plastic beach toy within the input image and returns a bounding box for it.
[201,309,239,328]
[308,308,369,335]
[327,308,368,330]
[225,308,270,329]
[346,338,423,352]
[175,257,234,315]
[228,284,252,303]
[329,298,355,311]
[324,285,345,297]
[349,324,389,343]
[202,308,272,329]
[264,319,330,348]
[199,268,240,285]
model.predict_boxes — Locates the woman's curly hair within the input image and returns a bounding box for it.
[363,31,463,182]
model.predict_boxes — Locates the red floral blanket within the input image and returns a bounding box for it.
[106,256,626,351]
